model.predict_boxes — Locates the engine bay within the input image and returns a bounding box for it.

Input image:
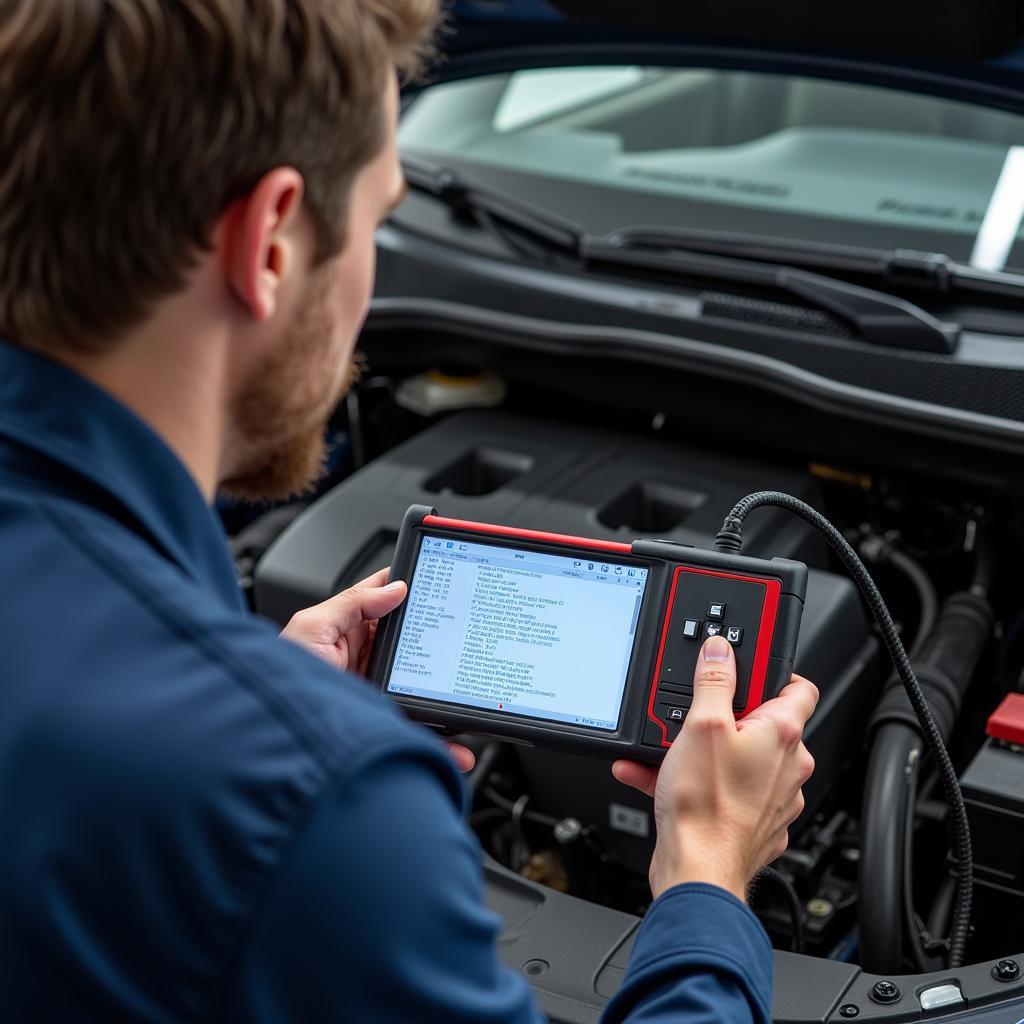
[246,324,1024,1021]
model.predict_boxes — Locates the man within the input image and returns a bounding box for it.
[0,2,817,1021]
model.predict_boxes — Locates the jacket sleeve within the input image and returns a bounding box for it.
[226,738,772,1024]
[600,885,774,1024]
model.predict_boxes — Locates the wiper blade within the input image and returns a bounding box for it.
[401,157,583,256]
[611,225,1024,302]
[584,236,959,354]
[401,160,958,353]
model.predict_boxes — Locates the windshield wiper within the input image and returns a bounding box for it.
[582,236,959,354]
[401,159,959,354]
[401,157,583,257]
[610,225,1024,302]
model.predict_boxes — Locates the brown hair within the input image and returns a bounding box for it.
[0,0,439,352]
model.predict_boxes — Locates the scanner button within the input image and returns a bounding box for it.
[668,707,685,721]
[660,680,693,697]
[682,619,699,639]
[707,602,726,621]
[705,622,724,638]
[725,625,744,645]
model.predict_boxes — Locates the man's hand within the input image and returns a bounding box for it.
[281,569,476,772]
[281,568,406,676]
[612,635,817,902]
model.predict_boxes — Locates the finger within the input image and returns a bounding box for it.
[795,743,815,785]
[447,743,476,773]
[789,674,820,702]
[312,575,408,638]
[345,620,374,675]
[687,635,737,721]
[783,790,805,827]
[767,829,791,864]
[611,759,658,798]
[773,675,820,718]
[355,620,380,677]
[746,677,819,739]
[358,567,393,589]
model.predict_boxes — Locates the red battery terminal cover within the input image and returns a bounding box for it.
[986,693,1024,746]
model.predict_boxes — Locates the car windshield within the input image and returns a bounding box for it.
[398,66,1024,274]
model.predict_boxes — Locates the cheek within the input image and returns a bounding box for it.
[336,223,377,326]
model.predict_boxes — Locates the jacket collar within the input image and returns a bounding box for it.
[0,340,245,611]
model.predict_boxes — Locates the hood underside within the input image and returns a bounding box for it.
[443,1,1024,108]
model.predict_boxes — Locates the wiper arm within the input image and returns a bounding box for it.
[401,157,583,256]
[611,225,1024,303]
[584,236,959,354]
[401,159,958,353]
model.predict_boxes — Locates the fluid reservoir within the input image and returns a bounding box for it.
[395,366,506,417]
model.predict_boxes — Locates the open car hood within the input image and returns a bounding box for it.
[443,0,1024,113]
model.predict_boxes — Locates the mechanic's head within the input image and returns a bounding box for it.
[0,0,438,500]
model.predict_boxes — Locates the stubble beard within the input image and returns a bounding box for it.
[219,265,362,504]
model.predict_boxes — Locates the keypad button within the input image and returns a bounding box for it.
[705,622,723,638]
[682,618,699,639]
[707,602,726,621]
[668,707,684,721]
[725,625,744,645]
[659,680,693,697]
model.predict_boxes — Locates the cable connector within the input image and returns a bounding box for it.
[714,516,745,553]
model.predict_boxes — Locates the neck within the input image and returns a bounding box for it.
[55,298,231,504]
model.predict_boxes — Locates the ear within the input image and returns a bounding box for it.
[222,167,306,322]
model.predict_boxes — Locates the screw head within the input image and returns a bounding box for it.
[553,818,582,844]
[806,898,834,919]
[839,1005,860,1018]
[993,959,1021,982]
[522,959,549,977]
[870,980,901,1004]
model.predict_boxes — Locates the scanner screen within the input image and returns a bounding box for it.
[387,535,649,731]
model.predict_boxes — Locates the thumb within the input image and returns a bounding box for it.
[688,634,737,720]
[351,578,408,624]
[301,572,407,639]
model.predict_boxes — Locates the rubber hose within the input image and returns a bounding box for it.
[870,593,993,740]
[861,592,992,973]
[928,875,957,942]
[467,741,502,798]
[887,550,938,661]
[859,724,920,973]
[971,537,994,599]
[857,538,938,661]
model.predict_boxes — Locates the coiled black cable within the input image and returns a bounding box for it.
[716,491,973,969]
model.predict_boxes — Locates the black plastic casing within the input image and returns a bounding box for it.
[367,505,807,763]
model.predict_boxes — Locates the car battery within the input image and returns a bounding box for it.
[961,694,1024,897]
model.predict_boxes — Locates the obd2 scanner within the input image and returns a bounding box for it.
[368,505,807,763]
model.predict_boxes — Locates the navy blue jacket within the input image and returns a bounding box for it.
[0,340,774,1022]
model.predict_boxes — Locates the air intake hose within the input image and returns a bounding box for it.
[859,590,992,974]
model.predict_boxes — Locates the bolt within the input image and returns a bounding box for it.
[553,818,582,845]
[522,959,549,977]
[993,959,1021,982]
[870,980,901,1004]
[806,898,834,919]
[839,1005,860,1019]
